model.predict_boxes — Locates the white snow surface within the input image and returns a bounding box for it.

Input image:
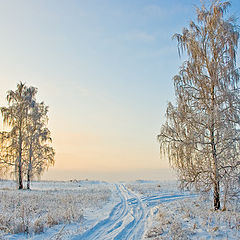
[0,179,194,240]
[1,180,238,240]
[70,183,191,240]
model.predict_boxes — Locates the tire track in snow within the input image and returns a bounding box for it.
[71,184,196,240]
[72,184,128,240]
[113,184,145,240]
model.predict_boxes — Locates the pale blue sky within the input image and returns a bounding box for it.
[0,0,239,181]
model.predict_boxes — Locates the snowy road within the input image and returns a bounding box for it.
[72,183,192,240]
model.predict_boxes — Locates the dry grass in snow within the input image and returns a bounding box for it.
[0,181,111,236]
[145,195,240,240]
[126,181,178,197]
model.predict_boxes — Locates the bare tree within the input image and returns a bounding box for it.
[158,0,240,210]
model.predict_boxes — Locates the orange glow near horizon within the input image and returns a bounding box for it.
[40,129,172,181]
[2,0,238,181]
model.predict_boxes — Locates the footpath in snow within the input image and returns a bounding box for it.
[71,183,194,240]
[2,181,195,240]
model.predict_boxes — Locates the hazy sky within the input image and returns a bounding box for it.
[0,0,239,181]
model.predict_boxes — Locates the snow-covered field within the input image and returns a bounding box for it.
[0,180,112,239]
[128,181,239,240]
[0,180,239,240]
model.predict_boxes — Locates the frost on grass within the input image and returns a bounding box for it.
[126,181,178,197]
[145,195,240,240]
[0,181,111,235]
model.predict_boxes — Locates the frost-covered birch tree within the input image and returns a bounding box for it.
[1,82,30,189]
[1,82,55,189]
[25,101,55,189]
[158,0,240,210]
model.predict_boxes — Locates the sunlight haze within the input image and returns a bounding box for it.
[0,0,239,181]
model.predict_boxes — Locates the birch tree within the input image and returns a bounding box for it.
[1,82,30,189]
[158,0,240,210]
[25,101,55,189]
[1,82,55,189]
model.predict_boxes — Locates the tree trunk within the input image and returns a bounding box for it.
[214,180,220,210]
[210,83,220,210]
[18,162,23,189]
[18,127,23,189]
[27,169,30,190]
[27,145,32,190]
[211,131,220,210]
[18,138,23,190]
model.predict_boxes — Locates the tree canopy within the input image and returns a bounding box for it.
[158,0,240,210]
[0,82,55,189]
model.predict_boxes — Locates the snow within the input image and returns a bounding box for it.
[144,196,240,239]
[0,180,239,240]
[0,180,112,239]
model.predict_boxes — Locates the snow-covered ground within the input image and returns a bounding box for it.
[0,180,112,239]
[128,181,240,240]
[0,180,239,239]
